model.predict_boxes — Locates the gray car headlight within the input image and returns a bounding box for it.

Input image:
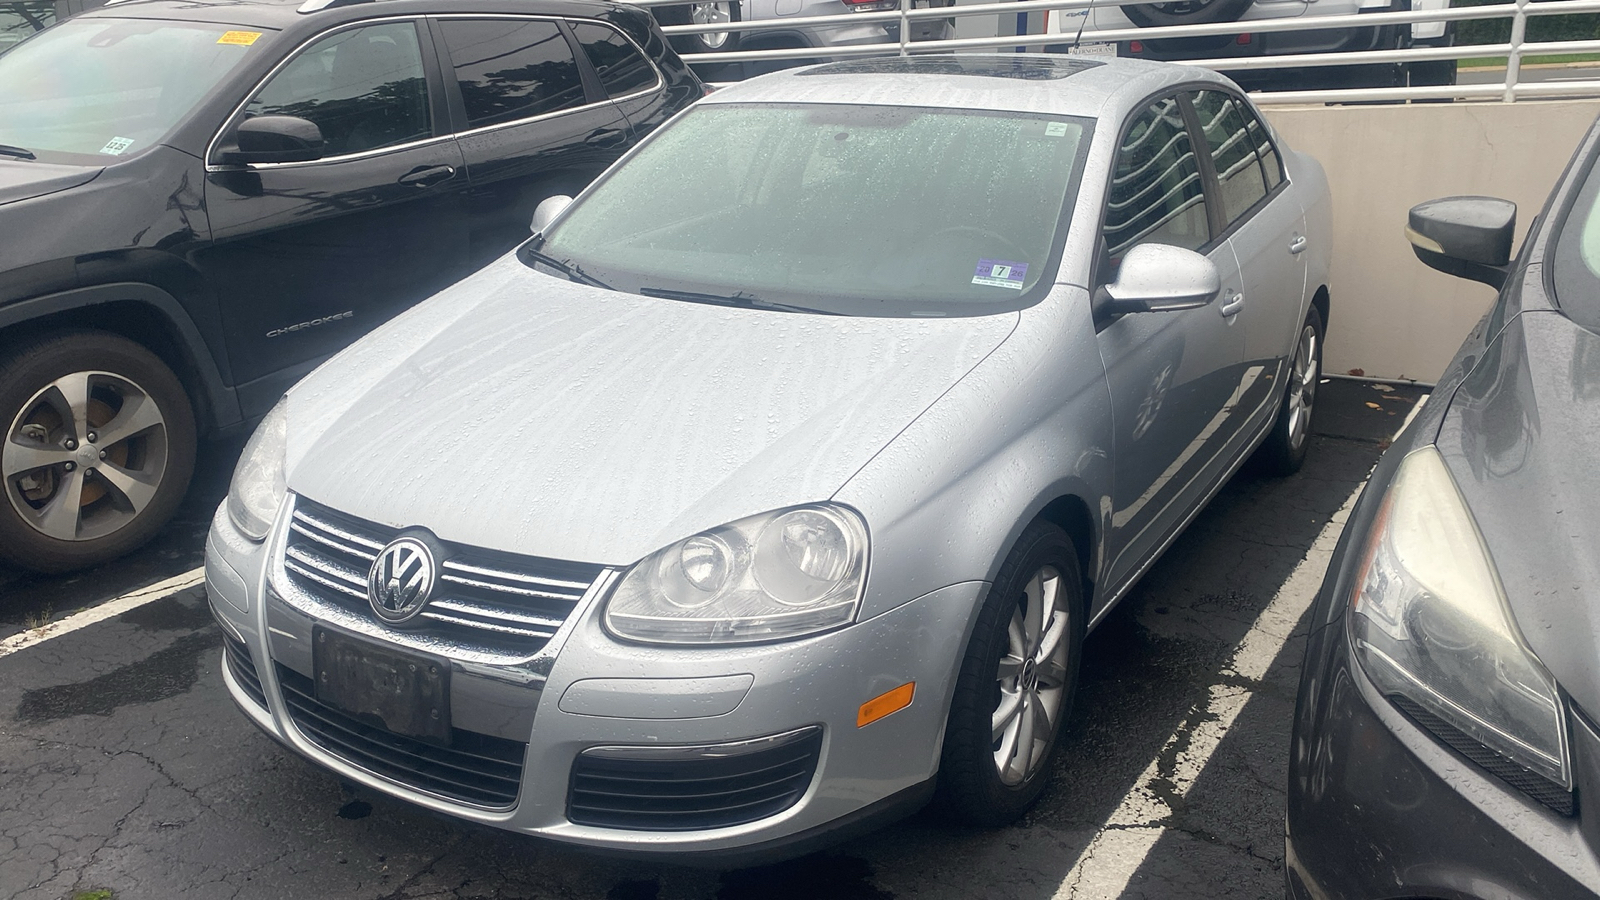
[225,399,288,542]
[1350,446,1570,789]
[604,504,869,645]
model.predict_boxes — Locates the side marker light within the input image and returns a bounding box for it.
[858,682,915,727]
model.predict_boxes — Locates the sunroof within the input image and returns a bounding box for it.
[798,55,1104,80]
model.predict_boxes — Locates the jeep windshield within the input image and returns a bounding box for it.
[0,17,267,163]
[536,103,1092,317]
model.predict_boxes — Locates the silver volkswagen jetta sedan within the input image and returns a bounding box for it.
[206,55,1330,860]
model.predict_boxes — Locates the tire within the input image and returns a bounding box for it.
[1122,0,1254,29]
[654,1,740,55]
[1254,306,1323,476]
[936,520,1085,827]
[0,330,197,573]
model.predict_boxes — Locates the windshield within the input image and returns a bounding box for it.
[0,2,55,54]
[1554,143,1600,332]
[0,17,265,162]
[538,103,1091,316]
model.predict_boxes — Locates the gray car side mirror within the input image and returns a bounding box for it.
[223,115,325,166]
[531,195,574,236]
[1406,196,1517,290]
[1093,243,1221,319]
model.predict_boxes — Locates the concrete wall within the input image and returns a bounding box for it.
[1263,99,1600,384]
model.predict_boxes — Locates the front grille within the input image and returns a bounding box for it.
[281,498,605,656]
[221,630,267,710]
[276,664,526,808]
[568,726,823,831]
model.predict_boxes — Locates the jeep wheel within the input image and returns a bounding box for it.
[1123,0,1253,28]
[0,331,196,573]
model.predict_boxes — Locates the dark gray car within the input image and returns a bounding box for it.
[1285,114,1600,897]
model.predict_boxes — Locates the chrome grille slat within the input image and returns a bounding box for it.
[427,597,565,630]
[442,559,590,592]
[280,498,604,655]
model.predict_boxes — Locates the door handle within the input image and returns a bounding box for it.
[585,129,627,149]
[1219,290,1245,318]
[1288,234,1308,255]
[398,164,456,188]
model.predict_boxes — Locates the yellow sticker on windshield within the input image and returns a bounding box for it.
[217,30,263,46]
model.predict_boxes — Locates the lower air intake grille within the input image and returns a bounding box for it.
[220,630,267,710]
[568,726,823,831]
[276,665,526,809]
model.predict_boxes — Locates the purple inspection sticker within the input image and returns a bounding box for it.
[972,259,1028,290]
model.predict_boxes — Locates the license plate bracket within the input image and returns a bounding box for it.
[314,626,451,745]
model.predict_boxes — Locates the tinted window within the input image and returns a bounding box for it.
[1240,103,1283,190]
[570,21,657,98]
[245,22,429,157]
[540,103,1090,316]
[1190,89,1268,226]
[438,19,586,128]
[1104,96,1209,261]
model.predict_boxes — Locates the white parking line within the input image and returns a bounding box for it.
[0,566,205,660]
[1054,397,1427,898]
[1054,480,1364,899]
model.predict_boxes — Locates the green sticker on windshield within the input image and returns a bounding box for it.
[99,136,134,156]
[1045,122,1069,137]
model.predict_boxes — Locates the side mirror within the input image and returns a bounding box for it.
[531,195,574,236]
[1094,243,1221,319]
[221,115,325,166]
[1406,196,1516,289]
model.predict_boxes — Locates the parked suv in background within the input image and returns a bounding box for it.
[1045,0,1456,91]
[0,0,701,573]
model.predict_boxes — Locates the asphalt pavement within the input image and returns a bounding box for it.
[0,379,1427,900]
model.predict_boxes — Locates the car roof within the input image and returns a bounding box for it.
[703,55,1233,121]
[81,0,634,32]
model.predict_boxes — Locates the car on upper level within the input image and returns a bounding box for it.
[1286,113,1600,900]
[207,54,1332,861]
[0,0,701,574]
[1044,0,1457,92]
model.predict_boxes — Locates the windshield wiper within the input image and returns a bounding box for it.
[520,244,612,291]
[0,144,36,160]
[639,287,842,316]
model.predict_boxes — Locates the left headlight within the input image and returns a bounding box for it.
[226,399,288,542]
[1349,445,1570,791]
[604,504,869,645]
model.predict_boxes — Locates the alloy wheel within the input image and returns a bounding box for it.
[3,370,170,542]
[1286,323,1319,452]
[992,565,1070,785]
[691,2,733,50]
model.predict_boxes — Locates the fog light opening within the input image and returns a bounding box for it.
[858,682,915,727]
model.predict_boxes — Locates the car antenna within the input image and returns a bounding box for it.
[1070,0,1096,52]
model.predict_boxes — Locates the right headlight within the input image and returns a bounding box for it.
[1349,445,1570,790]
[225,399,287,542]
[604,503,869,645]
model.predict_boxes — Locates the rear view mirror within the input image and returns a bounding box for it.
[222,115,326,166]
[1406,196,1517,289]
[531,195,574,236]
[1094,243,1221,319]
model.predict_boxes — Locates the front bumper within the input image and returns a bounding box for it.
[205,497,978,860]
[1286,605,1600,898]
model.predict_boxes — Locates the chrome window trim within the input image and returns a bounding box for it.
[205,13,664,173]
[204,14,442,174]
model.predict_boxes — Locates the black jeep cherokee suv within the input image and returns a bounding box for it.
[0,0,701,572]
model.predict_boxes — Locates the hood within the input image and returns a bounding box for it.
[1435,308,1600,721]
[284,256,1018,566]
[0,158,102,205]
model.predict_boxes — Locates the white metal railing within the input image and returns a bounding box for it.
[642,0,1600,103]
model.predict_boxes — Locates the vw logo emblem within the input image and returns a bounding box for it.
[368,536,439,624]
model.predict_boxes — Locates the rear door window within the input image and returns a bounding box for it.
[569,21,658,98]
[437,18,587,128]
[1104,95,1210,262]
[1188,89,1269,228]
[245,22,432,157]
